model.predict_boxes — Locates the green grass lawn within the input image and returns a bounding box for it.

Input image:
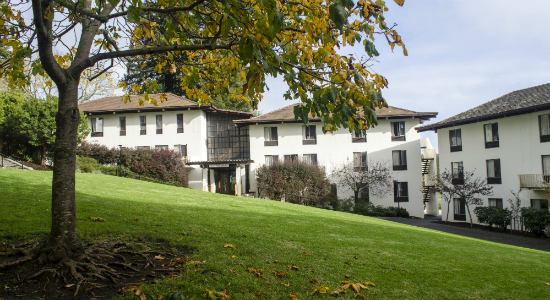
[1,168,550,299]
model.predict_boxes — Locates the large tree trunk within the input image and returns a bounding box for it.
[37,79,84,263]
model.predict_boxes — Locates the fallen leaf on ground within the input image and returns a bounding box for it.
[281,283,290,287]
[345,275,352,278]
[287,294,298,299]
[89,217,104,222]
[302,252,310,256]
[154,255,165,260]
[287,265,299,270]
[270,270,288,277]
[224,243,236,248]
[203,289,231,300]
[229,269,240,276]
[0,248,6,252]
[312,286,332,294]
[354,292,365,298]
[309,279,317,284]
[134,218,138,221]
[135,288,146,300]
[231,255,236,259]
[64,284,74,288]
[546,283,550,285]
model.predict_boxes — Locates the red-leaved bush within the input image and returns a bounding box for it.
[126,149,189,187]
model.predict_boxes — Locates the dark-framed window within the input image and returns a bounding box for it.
[174,144,188,158]
[303,154,318,165]
[539,114,550,142]
[119,116,126,136]
[137,146,150,150]
[284,154,298,162]
[488,198,503,209]
[391,121,406,141]
[264,127,278,146]
[302,125,317,145]
[353,152,368,172]
[177,114,184,133]
[454,198,466,221]
[543,155,550,183]
[394,182,409,202]
[451,162,464,185]
[449,129,462,152]
[486,159,501,184]
[352,129,366,143]
[140,116,147,135]
[90,117,103,137]
[531,199,549,211]
[206,113,249,161]
[392,150,407,171]
[357,183,369,202]
[156,115,163,134]
[265,155,278,166]
[484,123,499,148]
[155,145,168,150]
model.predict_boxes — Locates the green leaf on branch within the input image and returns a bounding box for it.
[329,4,346,30]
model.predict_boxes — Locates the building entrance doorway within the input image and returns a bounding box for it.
[219,171,232,194]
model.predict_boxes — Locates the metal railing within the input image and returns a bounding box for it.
[519,174,550,190]
[0,153,32,170]
[116,169,187,188]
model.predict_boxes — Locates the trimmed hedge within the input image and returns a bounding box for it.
[354,201,410,218]
[474,206,511,232]
[521,207,550,236]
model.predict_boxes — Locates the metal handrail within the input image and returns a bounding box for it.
[0,152,31,170]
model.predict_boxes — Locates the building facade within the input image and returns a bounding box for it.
[418,83,550,223]
[80,95,438,218]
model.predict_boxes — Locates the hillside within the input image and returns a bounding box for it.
[1,169,549,299]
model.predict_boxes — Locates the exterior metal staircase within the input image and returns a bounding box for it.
[422,185,435,203]
[421,158,433,175]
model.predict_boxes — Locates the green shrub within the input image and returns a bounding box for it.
[474,206,511,232]
[256,160,331,207]
[521,207,550,236]
[353,201,409,218]
[76,156,102,173]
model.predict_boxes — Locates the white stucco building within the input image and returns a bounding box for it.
[80,94,438,218]
[417,83,550,223]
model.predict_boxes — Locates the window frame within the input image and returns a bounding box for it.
[265,155,279,166]
[488,198,503,209]
[531,199,549,211]
[119,116,126,136]
[90,117,104,137]
[393,181,409,202]
[486,159,502,184]
[352,129,367,143]
[451,161,464,185]
[454,198,466,221]
[392,150,407,171]
[353,152,368,172]
[177,114,184,133]
[484,122,499,148]
[390,121,406,141]
[303,153,318,165]
[264,126,278,146]
[539,114,550,142]
[542,155,550,183]
[140,116,147,135]
[284,154,298,162]
[302,125,317,145]
[156,115,163,134]
[449,129,462,152]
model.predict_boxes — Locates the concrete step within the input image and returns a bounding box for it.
[0,156,33,170]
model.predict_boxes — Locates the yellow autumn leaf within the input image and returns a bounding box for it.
[394,0,405,7]
[223,243,236,248]
[287,294,298,300]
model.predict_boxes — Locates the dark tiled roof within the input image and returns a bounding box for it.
[234,103,437,124]
[417,83,550,132]
[79,93,253,116]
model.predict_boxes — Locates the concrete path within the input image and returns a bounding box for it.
[379,215,550,252]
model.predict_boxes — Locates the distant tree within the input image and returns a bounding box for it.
[332,158,393,204]
[432,170,457,223]
[453,170,494,227]
[0,92,25,154]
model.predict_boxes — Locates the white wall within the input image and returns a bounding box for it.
[438,110,550,223]
[85,109,207,190]
[247,118,426,218]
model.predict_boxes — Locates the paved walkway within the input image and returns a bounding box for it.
[379,215,550,252]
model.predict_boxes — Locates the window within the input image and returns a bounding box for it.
[137,146,150,150]
[394,182,409,202]
[284,154,298,162]
[140,116,147,135]
[484,123,499,148]
[302,125,317,145]
[264,127,278,146]
[330,183,338,196]
[353,152,368,172]
[543,155,550,183]
[392,150,407,171]
[449,129,462,152]
[540,114,550,142]
[156,115,163,134]
[391,121,406,141]
[174,144,188,157]
[155,145,168,150]
[265,155,278,166]
[531,199,549,211]
[451,162,464,185]
[454,198,466,221]
[352,129,366,143]
[489,198,503,209]
[177,114,184,133]
[486,159,502,184]
[303,154,318,165]
[119,117,126,136]
[357,184,369,202]
[90,117,103,137]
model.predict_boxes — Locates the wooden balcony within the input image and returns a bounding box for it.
[519,174,550,190]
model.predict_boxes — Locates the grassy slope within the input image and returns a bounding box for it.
[1,168,549,299]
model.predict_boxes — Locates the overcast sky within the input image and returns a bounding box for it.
[257,0,550,151]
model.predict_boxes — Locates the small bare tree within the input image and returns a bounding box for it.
[454,170,494,227]
[432,170,456,223]
[508,190,523,231]
[332,158,393,203]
